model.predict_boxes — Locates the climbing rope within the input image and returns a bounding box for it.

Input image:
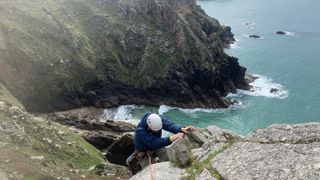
[147,151,155,180]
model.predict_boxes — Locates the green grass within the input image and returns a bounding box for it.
[0,108,107,178]
[0,85,106,177]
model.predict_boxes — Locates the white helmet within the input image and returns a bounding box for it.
[147,114,162,131]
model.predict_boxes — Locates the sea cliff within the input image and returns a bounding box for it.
[0,0,247,112]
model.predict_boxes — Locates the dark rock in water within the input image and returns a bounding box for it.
[276,31,286,35]
[270,88,279,93]
[245,74,258,84]
[249,35,261,39]
[238,74,258,91]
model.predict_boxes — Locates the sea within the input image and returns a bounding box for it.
[100,0,320,135]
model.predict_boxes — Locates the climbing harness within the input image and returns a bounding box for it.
[127,151,142,175]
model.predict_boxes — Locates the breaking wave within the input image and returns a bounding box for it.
[283,31,295,36]
[228,74,289,99]
[158,102,244,116]
[230,38,240,49]
[100,75,288,121]
[99,105,144,124]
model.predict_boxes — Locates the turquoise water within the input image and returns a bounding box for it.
[103,0,320,135]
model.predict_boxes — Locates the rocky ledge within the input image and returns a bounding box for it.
[42,108,137,166]
[131,122,320,180]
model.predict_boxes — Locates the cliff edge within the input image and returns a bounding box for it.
[131,123,320,180]
[0,0,247,112]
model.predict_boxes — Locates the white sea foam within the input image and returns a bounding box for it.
[229,74,288,99]
[230,41,240,49]
[158,101,244,116]
[283,31,295,36]
[158,105,175,115]
[100,75,287,120]
[100,105,143,124]
[228,38,240,49]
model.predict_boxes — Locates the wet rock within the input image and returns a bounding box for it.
[245,74,258,84]
[249,35,261,39]
[276,31,286,35]
[130,162,185,180]
[270,88,279,93]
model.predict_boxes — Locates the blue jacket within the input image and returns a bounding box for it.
[134,112,184,151]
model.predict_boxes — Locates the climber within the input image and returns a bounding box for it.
[126,112,195,174]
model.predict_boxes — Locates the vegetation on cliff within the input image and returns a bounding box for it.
[0,83,131,179]
[0,0,247,112]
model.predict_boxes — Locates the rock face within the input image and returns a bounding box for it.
[212,123,320,180]
[246,123,320,144]
[132,123,320,180]
[0,0,248,112]
[130,162,186,180]
[212,142,320,180]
